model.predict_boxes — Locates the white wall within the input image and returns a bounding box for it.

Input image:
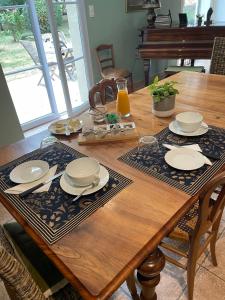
[0,65,24,147]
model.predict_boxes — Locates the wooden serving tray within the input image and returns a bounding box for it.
[78,122,139,145]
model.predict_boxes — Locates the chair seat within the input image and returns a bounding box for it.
[165,66,205,76]
[102,67,130,79]
[169,187,221,241]
[3,222,81,299]
[168,201,199,241]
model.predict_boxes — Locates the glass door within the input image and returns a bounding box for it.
[0,0,59,129]
[0,0,92,130]
[46,0,91,116]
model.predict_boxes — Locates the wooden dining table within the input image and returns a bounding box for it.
[1,71,225,300]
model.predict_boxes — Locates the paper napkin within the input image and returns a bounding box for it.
[163,144,212,166]
[5,165,58,194]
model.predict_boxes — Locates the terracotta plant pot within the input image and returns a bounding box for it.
[152,95,175,117]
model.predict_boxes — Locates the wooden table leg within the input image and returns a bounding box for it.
[137,248,165,300]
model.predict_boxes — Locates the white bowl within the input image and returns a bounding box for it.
[66,157,100,187]
[175,112,203,133]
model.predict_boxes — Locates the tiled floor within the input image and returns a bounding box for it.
[0,202,225,300]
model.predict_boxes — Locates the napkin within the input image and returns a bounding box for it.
[4,165,58,194]
[163,144,212,166]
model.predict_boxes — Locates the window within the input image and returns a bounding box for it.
[183,0,213,25]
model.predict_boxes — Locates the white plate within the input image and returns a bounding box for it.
[169,120,208,136]
[60,165,109,196]
[48,118,82,135]
[10,160,49,184]
[165,148,205,171]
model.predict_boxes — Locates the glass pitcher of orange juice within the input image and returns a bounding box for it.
[116,78,130,117]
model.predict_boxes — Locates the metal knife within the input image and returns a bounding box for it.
[20,171,64,197]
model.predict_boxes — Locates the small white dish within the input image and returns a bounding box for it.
[169,120,208,136]
[165,148,205,171]
[176,112,203,133]
[66,157,100,187]
[10,160,49,184]
[48,118,82,135]
[60,165,109,196]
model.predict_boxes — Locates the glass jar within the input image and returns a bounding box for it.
[138,136,159,153]
[88,105,107,123]
[116,78,130,118]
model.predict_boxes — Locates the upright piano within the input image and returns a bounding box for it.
[138,25,225,85]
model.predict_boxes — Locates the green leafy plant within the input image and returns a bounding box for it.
[2,9,25,42]
[35,0,62,33]
[148,76,179,103]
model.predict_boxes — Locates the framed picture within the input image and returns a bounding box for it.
[126,0,161,12]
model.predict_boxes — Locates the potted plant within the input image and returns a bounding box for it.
[148,76,179,117]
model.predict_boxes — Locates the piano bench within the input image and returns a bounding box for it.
[165,66,205,76]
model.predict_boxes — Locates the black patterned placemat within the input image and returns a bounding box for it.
[0,143,132,244]
[119,126,225,195]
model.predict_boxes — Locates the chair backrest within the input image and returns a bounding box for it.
[96,44,115,75]
[89,78,117,107]
[0,226,45,300]
[20,40,40,66]
[20,40,40,65]
[196,171,225,237]
[58,31,67,45]
[210,37,225,75]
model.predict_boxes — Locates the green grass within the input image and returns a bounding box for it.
[0,32,32,72]
[0,17,70,73]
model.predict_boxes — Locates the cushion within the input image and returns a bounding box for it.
[102,67,130,79]
[165,66,205,74]
[3,222,68,298]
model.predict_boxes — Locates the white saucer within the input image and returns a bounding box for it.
[169,120,208,136]
[60,165,109,196]
[165,148,205,171]
[48,118,82,135]
[10,160,49,184]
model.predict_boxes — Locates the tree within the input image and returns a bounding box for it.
[2,9,25,41]
[35,0,62,33]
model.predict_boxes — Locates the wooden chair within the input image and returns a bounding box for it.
[96,44,133,92]
[210,37,225,75]
[89,78,117,108]
[159,171,225,300]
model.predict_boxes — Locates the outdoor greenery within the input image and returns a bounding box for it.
[35,0,63,33]
[1,9,25,41]
[0,1,68,73]
[148,76,179,103]
[0,0,63,42]
[0,0,25,5]
[0,32,32,70]
[0,17,69,73]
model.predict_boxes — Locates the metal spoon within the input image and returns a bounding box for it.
[72,178,100,202]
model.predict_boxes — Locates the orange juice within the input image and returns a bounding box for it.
[116,90,130,117]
